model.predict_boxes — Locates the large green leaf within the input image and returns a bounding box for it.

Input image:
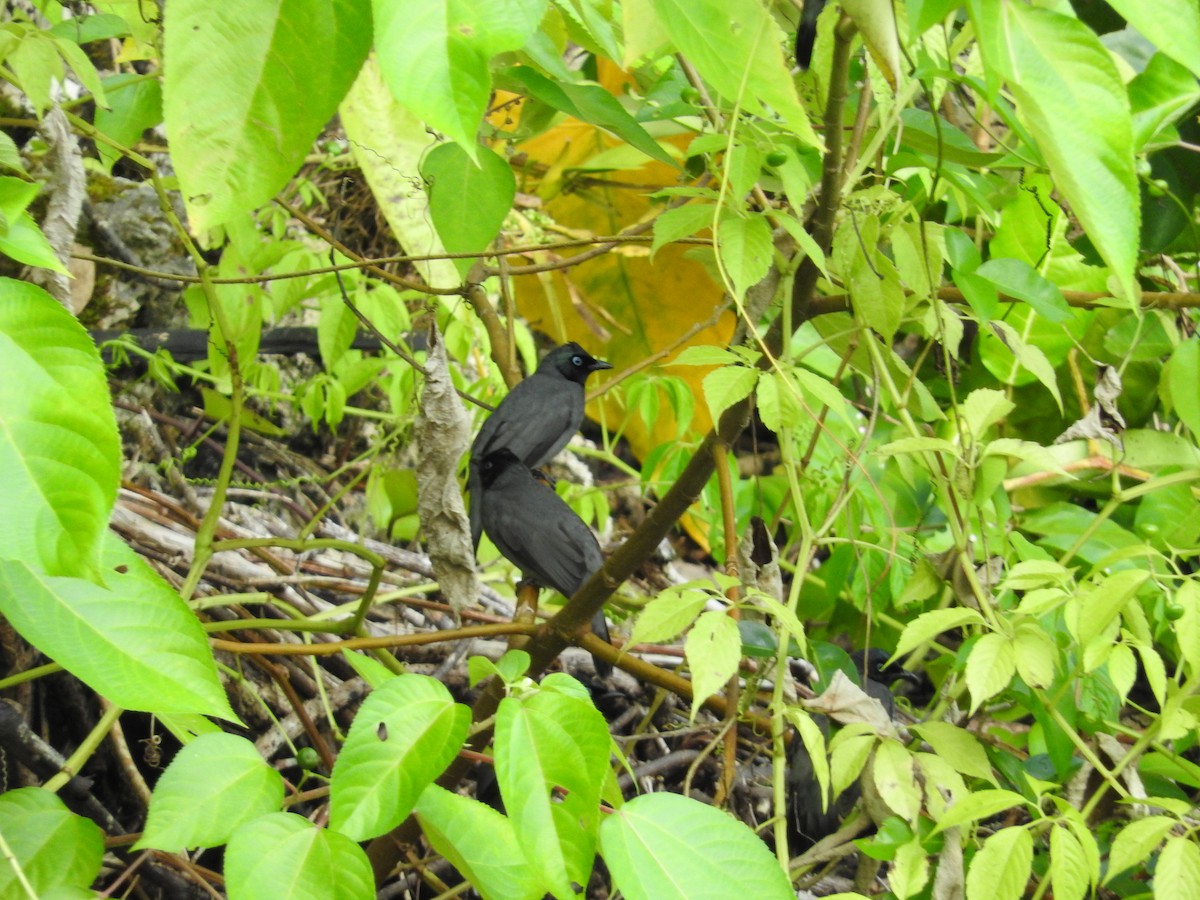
[495,688,610,897]
[1105,0,1200,79]
[415,785,544,900]
[649,0,820,149]
[0,535,237,719]
[329,674,470,840]
[421,142,516,278]
[135,733,284,851]
[163,0,372,230]
[971,3,1138,303]
[339,57,459,289]
[599,792,792,900]
[225,813,374,900]
[374,0,546,159]
[965,825,1034,900]
[0,789,104,898]
[0,279,118,577]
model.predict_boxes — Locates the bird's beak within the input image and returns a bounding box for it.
[591,359,613,372]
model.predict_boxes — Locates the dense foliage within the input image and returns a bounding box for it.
[1,0,1199,897]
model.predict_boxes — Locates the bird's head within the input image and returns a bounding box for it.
[855,648,921,689]
[541,342,613,385]
[478,447,525,489]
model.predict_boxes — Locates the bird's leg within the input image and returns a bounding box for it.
[509,580,541,656]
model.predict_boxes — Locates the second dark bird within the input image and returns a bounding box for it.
[476,447,613,677]
[787,649,919,850]
[468,342,612,552]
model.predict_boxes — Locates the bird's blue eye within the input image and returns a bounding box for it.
[572,355,583,366]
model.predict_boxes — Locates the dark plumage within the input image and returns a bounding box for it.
[476,448,613,677]
[468,342,611,551]
[787,650,918,850]
[794,0,827,70]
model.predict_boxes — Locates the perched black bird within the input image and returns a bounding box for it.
[476,447,613,677]
[468,342,612,551]
[786,649,919,850]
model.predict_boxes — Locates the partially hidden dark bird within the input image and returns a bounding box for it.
[476,447,613,677]
[795,0,828,70]
[786,649,919,850]
[468,342,612,552]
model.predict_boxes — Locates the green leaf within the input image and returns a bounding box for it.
[627,584,710,645]
[503,67,676,167]
[329,675,469,841]
[0,535,237,719]
[415,785,543,900]
[964,826,1033,900]
[599,792,792,900]
[1104,0,1200,79]
[716,211,772,300]
[49,35,108,107]
[982,319,1065,411]
[1128,52,1200,151]
[0,130,26,175]
[340,57,459,289]
[163,0,372,230]
[225,812,374,900]
[872,740,920,824]
[961,388,1015,439]
[650,0,820,148]
[1049,824,1089,900]
[834,215,906,342]
[978,3,1139,302]
[495,689,610,897]
[94,73,162,173]
[1155,836,1200,900]
[1174,581,1200,678]
[0,788,104,898]
[892,220,944,298]
[756,370,806,436]
[685,610,742,719]
[910,722,994,783]
[1070,570,1149,650]
[8,29,64,113]
[1167,337,1200,440]
[651,202,715,257]
[1103,816,1176,884]
[1013,622,1056,689]
[374,0,543,158]
[701,365,758,420]
[0,178,69,272]
[933,790,1029,834]
[894,608,985,658]
[49,13,132,44]
[421,142,516,278]
[830,729,875,800]
[975,258,1072,323]
[966,632,1015,714]
[875,436,959,458]
[135,733,284,851]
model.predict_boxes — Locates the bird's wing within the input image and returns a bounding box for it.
[489,489,599,596]
[471,375,583,467]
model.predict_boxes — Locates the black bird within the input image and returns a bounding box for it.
[786,649,919,850]
[476,447,613,677]
[469,342,612,552]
